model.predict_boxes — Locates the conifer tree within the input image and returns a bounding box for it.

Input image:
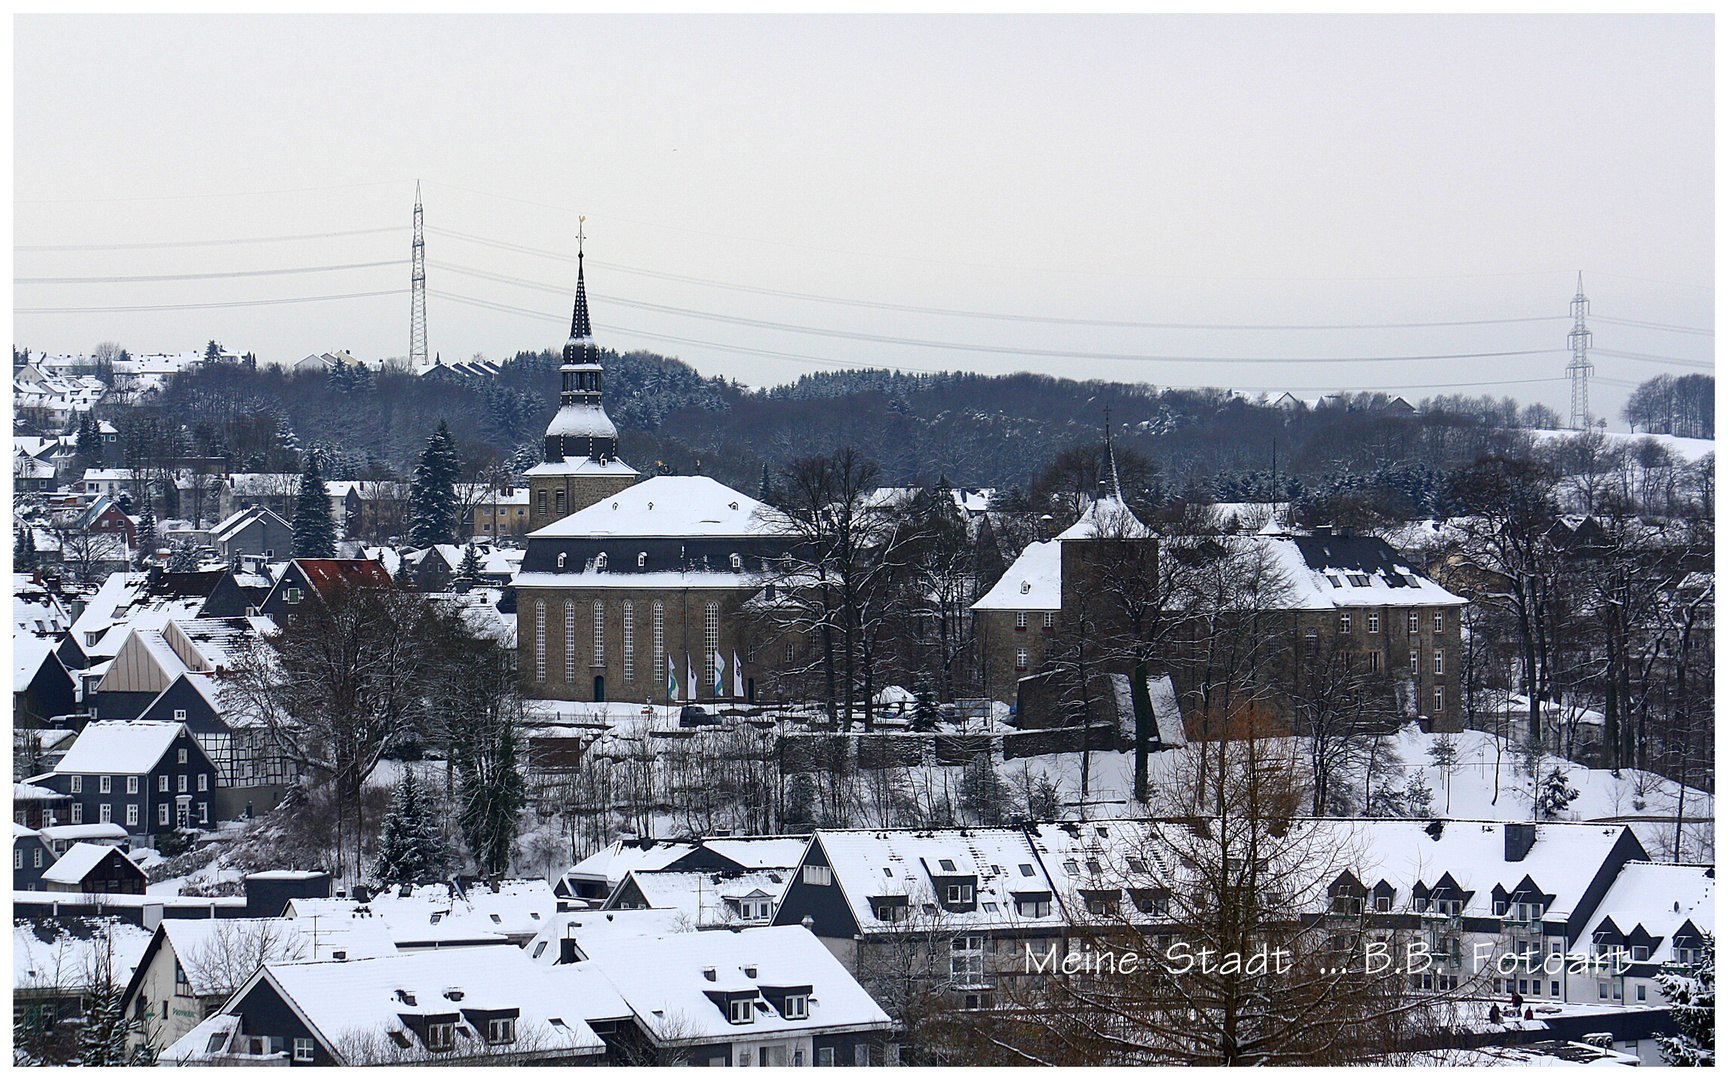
[16,523,37,571]
[372,770,447,886]
[458,720,527,877]
[77,986,140,1066]
[958,754,1009,825]
[75,412,103,469]
[291,455,336,558]
[408,422,460,547]
[134,500,157,570]
[1657,933,1714,1066]
[457,543,483,586]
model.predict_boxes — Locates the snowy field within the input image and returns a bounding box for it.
[1526,427,1714,463]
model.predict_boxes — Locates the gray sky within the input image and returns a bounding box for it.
[14,15,1713,424]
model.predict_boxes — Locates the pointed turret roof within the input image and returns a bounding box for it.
[569,249,594,344]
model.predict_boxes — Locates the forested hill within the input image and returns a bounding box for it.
[135,346,1707,509]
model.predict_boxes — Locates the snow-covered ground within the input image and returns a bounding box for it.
[1527,427,1714,463]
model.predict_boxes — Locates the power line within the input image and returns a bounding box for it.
[1592,315,1713,336]
[1593,348,1714,370]
[17,289,406,314]
[427,260,1563,365]
[14,227,408,252]
[428,287,1572,392]
[16,179,409,204]
[16,260,401,285]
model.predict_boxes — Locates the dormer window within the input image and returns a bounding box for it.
[426,1023,455,1052]
[939,859,958,872]
[557,553,567,569]
[730,553,743,571]
[486,1018,516,1044]
[729,998,755,1025]
[781,994,808,1020]
[595,552,607,570]
[638,552,647,568]
[947,884,974,905]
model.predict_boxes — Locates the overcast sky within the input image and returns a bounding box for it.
[14,15,1713,425]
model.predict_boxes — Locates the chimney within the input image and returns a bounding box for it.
[1505,822,1536,862]
[559,936,578,965]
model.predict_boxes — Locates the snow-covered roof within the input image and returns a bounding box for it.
[573,924,892,1043]
[613,868,792,927]
[524,908,694,965]
[523,456,640,478]
[1253,533,1467,610]
[15,822,41,840]
[53,720,187,775]
[528,476,782,540]
[702,837,810,870]
[282,881,552,947]
[210,504,290,543]
[513,570,765,590]
[1576,861,1714,964]
[13,633,60,693]
[972,540,1061,611]
[544,402,619,440]
[1056,493,1153,540]
[238,947,614,1064]
[564,838,703,887]
[39,822,129,845]
[809,827,1069,934]
[158,917,397,997]
[40,840,139,885]
[14,781,69,803]
[14,917,153,993]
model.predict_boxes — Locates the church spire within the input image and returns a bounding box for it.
[569,218,593,343]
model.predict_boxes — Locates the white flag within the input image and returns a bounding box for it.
[732,651,745,699]
[713,650,726,697]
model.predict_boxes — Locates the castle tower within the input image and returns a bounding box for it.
[526,234,640,527]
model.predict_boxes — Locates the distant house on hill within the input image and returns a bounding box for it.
[210,505,293,561]
[258,558,392,618]
[38,841,147,895]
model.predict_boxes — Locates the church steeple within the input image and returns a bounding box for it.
[544,224,620,464]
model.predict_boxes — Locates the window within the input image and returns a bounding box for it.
[704,602,720,691]
[178,748,188,765]
[622,601,635,685]
[652,601,666,683]
[1434,611,1444,633]
[1367,650,1381,672]
[1339,613,1352,633]
[1015,897,1052,918]
[126,804,138,826]
[293,1038,314,1062]
[1598,982,1610,1000]
[1410,650,1420,675]
[1305,627,1318,656]
[554,489,565,516]
[564,600,576,684]
[1043,611,1055,629]
[178,774,188,793]
[173,709,187,722]
[70,775,82,794]
[874,901,906,922]
[1347,573,1371,587]
[486,1018,516,1044]
[1632,945,1649,961]
[99,775,112,794]
[1432,649,1445,676]
[1367,612,1380,633]
[13,849,20,870]
[1636,984,1647,1002]
[817,1047,834,1067]
[939,859,957,871]
[1408,611,1420,633]
[535,602,547,683]
[426,1022,456,1052]
[1433,686,1444,714]
[197,774,208,792]
[729,997,755,1024]
[1015,648,1029,671]
[1015,611,1028,630]
[803,864,833,886]
[126,777,138,795]
[537,490,547,518]
[198,803,208,824]
[158,804,170,825]
[783,994,810,1020]
[71,803,83,824]
[947,884,974,905]
[284,587,302,605]
[952,935,985,980]
[99,804,112,823]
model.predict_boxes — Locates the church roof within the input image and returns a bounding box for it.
[527,476,781,540]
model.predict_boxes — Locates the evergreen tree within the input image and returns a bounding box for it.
[75,412,103,469]
[291,455,337,558]
[1657,933,1715,1066]
[456,543,483,586]
[372,770,448,886]
[77,986,143,1066]
[15,524,36,571]
[1535,767,1579,820]
[134,500,157,570]
[458,720,527,877]
[958,754,1009,826]
[204,339,223,363]
[408,422,460,547]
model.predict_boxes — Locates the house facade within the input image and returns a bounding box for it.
[45,721,221,837]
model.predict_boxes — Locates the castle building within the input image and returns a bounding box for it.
[525,247,640,528]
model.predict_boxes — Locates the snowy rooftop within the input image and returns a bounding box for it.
[615,868,792,927]
[972,540,1061,611]
[810,827,1069,934]
[40,841,139,886]
[15,917,153,992]
[1576,861,1714,964]
[573,924,892,1043]
[528,476,784,540]
[524,908,694,965]
[38,822,129,844]
[157,917,398,997]
[1056,493,1153,539]
[565,838,704,886]
[53,720,187,775]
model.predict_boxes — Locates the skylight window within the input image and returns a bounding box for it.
[939,859,957,872]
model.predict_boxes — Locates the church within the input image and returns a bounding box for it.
[512,249,800,704]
